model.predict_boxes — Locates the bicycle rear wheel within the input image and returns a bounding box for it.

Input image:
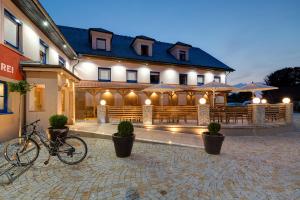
[57,136,87,165]
[4,137,40,166]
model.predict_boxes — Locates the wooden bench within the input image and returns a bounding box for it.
[107,106,143,122]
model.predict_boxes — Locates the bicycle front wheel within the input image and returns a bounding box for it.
[4,137,40,166]
[57,136,87,165]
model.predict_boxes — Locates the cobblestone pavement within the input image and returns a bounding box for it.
[0,129,299,200]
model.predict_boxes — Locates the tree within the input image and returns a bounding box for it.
[8,80,32,137]
[264,67,300,87]
[264,67,300,111]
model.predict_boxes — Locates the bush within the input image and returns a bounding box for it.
[208,122,221,135]
[49,115,68,129]
[117,121,134,137]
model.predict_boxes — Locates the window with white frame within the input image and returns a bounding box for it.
[98,68,111,82]
[59,56,66,67]
[150,72,160,84]
[96,38,106,50]
[127,70,138,83]
[0,81,8,113]
[40,40,48,64]
[197,75,205,85]
[4,9,21,50]
[179,50,187,61]
[214,76,221,83]
[141,45,149,56]
[179,74,188,85]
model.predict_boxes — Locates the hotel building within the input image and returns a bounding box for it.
[0,0,233,141]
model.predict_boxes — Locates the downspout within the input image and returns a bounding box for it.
[72,54,81,74]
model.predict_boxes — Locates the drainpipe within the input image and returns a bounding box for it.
[72,54,81,74]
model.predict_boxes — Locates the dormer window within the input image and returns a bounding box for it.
[131,35,155,56]
[179,50,187,61]
[169,42,191,61]
[141,45,149,56]
[89,28,113,51]
[96,38,106,50]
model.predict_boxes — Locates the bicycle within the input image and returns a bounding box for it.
[4,119,88,166]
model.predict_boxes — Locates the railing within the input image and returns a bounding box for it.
[107,106,143,122]
[210,106,253,124]
[265,104,286,122]
[153,106,198,123]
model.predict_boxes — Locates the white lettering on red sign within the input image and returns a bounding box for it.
[0,62,14,74]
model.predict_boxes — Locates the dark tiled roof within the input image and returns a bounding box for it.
[135,35,155,41]
[173,42,192,47]
[58,25,234,71]
[89,28,113,34]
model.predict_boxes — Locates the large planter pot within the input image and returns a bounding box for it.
[112,133,135,158]
[48,126,69,145]
[202,132,225,155]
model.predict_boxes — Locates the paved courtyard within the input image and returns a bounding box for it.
[0,128,299,199]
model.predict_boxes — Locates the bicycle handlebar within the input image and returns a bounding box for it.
[24,119,41,128]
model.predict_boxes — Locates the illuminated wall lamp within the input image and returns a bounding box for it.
[261,99,267,104]
[145,99,151,105]
[100,100,106,106]
[282,97,291,104]
[252,97,261,104]
[199,98,207,105]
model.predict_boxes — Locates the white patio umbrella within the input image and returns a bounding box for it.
[143,82,182,106]
[237,82,278,97]
[193,81,237,107]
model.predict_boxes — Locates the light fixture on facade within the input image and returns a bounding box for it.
[63,44,67,48]
[100,100,106,106]
[43,21,49,26]
[282,97,291,104]
[252,97,261,104]
[15,19,21,23]
[199,98,207,105]
[145,99,151,105]
[261,99,267,104]
[60,72,63,75]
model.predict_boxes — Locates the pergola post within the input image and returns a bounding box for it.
[143,105,153,125]
[251,104,265,125]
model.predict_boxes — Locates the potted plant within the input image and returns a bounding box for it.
[48,114,69,144]
[112,121,135,157]
[202,122,224,155]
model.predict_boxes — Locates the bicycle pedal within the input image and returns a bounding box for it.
[44,161,49,165]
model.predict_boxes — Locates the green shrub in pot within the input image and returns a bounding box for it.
[202,122,224,155]
[112,121,135,157]
[48,115,69,148]
[117,121,134,137]
[49,115,68,129]
[208,122,221,135]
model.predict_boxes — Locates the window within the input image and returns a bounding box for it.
[127,70,138,83]
[197,75,205,85]
[4,10,21,50]
[29,84,45,112]
[150,72,160,84]
[40,40,48,64]
[179,50,187,61]
[179,74,187,85]
[96,38,106,50]
[214,76,221,83]
[98,68,111,82]
[59,56,66,67]
[0,81,8,113]
[141,45,149,56]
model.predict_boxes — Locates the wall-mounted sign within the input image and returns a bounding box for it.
[0,44,27,80]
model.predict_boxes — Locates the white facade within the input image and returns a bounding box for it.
[0,0,72,71]
[75,58,226,85]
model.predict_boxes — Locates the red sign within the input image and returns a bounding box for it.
[0,44,28,80]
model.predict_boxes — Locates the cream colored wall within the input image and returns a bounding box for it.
[26,72,58,130]
[75,58,227,85]
[1,0,71,68]
[0,92,23,141]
